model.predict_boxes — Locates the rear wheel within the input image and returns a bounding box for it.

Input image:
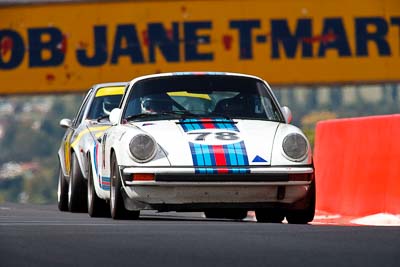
[286,180,316,224]
[57,167,68,212]
[68,153,88,212]
[255,209,285,223]
[110,153,140,220]
[87,155,109,217]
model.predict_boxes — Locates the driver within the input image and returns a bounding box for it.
[140,94,173,113]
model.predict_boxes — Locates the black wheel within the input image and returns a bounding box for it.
[286,180,316,224]
[68,153,88,212]
[110,153,140,220]
[57,167,68,211]
[255,209,285,223]
[204,209,248,220]
[87,155,109,217]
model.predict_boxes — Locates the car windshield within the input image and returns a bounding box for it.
[122,75,284,122]
[86,94,123,121]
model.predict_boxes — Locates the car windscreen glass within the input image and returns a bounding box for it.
[123,75,284,122]
[86,94,122,120]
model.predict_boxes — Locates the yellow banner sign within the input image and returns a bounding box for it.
[1,0,400,94]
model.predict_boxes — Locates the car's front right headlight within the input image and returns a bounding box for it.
[282,133,308,161]
[129,134,157,162]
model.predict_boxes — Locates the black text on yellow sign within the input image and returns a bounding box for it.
[1,0,400,94]
[1,17,400,69]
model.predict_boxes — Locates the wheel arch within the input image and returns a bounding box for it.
[57,151,68,178]
[86,150,107,200]
[71,147,88,180]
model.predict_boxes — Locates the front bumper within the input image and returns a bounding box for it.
[120,166,314,211]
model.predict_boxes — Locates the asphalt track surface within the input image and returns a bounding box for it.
[0,203,399,267]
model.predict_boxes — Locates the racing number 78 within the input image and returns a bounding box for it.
[188,131,239,141]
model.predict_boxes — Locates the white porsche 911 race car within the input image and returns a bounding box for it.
[95,72,315,223]
[57,82,126,214]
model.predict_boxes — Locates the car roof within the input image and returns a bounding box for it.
[92,82,128,91]
[128,72,265,85]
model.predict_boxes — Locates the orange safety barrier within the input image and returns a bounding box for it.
[314,114,400,216]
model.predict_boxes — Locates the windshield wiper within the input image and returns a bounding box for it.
[125,113,162,121]
[125,111,200,121]
[160,110,200,118]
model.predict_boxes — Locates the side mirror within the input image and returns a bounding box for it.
[281,106,292,124]
[109,108,121,125]
[59,118,72,128]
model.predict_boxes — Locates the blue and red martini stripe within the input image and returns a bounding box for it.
[180,118,238,132]
[93,142,110,190]
[180,118,249,174]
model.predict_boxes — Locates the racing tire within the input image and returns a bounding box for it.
[87,156,110,217]
[68,153,88,213]
[110,154,140,220]
[255,209,285,223]
[57,167,69,212]
[286,180,316,224]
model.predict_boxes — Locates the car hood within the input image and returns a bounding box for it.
[130,118,280,167]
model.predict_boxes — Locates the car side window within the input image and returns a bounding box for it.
[72,90,92,127]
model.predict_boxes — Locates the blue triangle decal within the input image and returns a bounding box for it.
[252,155,268,163]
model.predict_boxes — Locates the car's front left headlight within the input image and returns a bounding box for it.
[129,134,157,162]
[282,133,308,161]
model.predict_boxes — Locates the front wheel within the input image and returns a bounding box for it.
[286,180,316,224]
[68,153,88,212]
[57,167,68,211]
[87,155,109,217]
[110,153,140,220]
